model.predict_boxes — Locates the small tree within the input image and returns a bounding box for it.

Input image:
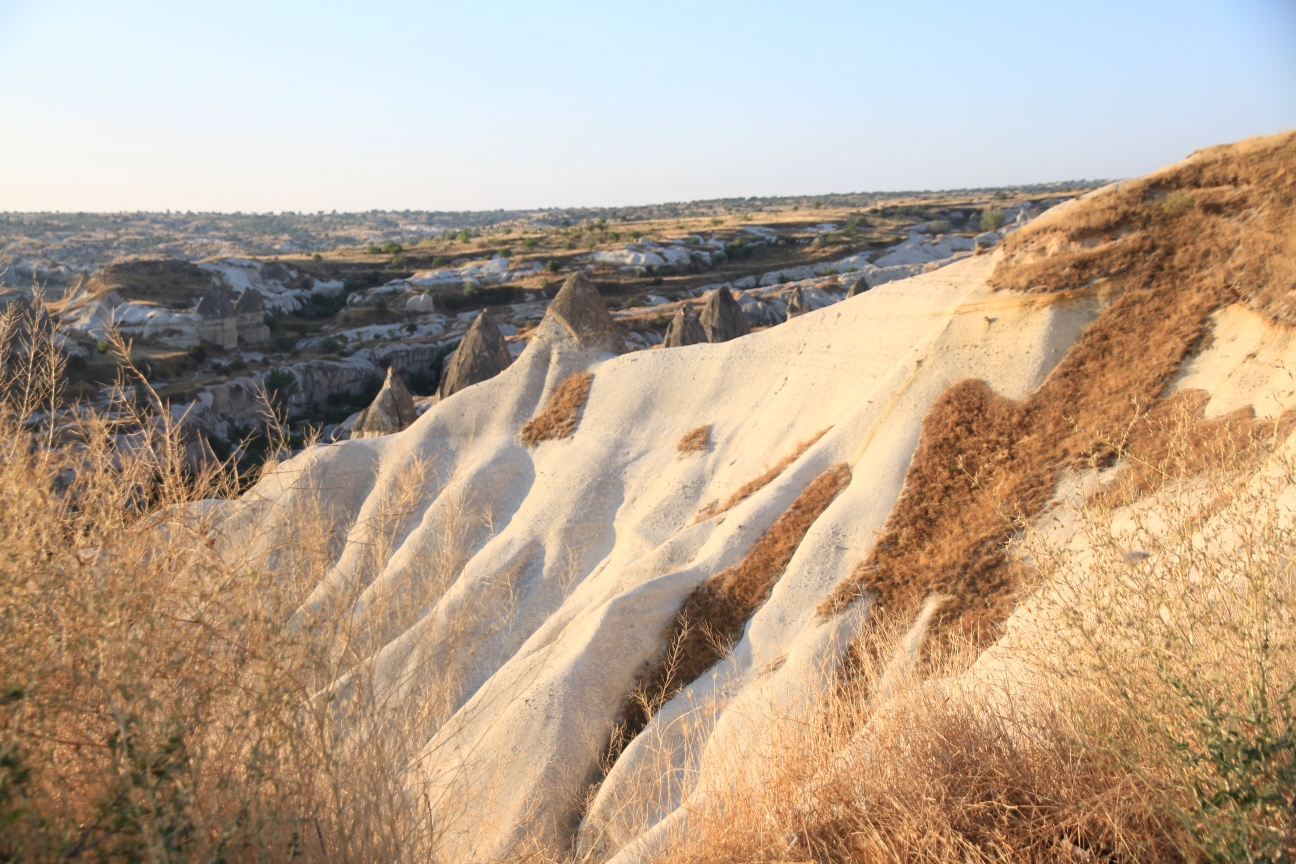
[980,209,1006,232]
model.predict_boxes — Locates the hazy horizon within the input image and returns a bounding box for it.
[1,0,1292,213]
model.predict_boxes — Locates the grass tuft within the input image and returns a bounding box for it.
[676,424,710,455]
[605,464,851,772]
[694,427,831,522]
[519,372,594,446]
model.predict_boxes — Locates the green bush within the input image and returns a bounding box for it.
[263,369,298,402]
[498,248,512,259]
[522,237,539,249]
[926,219,951,234]
[319,337,340,353]
[545,260,559,273]
[431,256,449,268]
[979,209,1006,232]
[366,244,381,255]
[382,242,402,255]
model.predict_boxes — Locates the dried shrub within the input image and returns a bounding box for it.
[607,464,851,769]
[676,424,710,455]
[992,131,1296,324]
[0,314,474,863]
[641,441,1296,864]
[644,669,1189,864]
[694,427,831,521]
[519,371,593,445]
[819,131,1296,659]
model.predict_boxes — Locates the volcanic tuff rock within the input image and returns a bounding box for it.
[438,311,513,399]
[542,271,618,346]
[662,305,707,348]
[194,283,239,349]
[211,130,1296,861]
[351,366,418,439]
[233,288,270,345]
[785,285,810,320]
[699,285,751,343]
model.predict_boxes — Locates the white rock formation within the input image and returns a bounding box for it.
[212,250,1137,861]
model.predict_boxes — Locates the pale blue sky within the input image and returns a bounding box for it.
[0,0,1292,212]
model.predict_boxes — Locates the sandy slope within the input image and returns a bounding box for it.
[216,246,1136,859]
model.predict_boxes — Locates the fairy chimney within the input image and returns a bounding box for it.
[662,305,707,348]
[699,286,750,343]
[351,366,419,439]
[438,310,513,399]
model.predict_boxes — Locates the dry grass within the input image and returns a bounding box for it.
[606,464,851,770]
[818,131,1296,658]
[0,310,494,862]
[675,425,710,455]
[520,372,594,446]
[695,427,831,522]
[625,437,1296,864]
[993,131,1296,324]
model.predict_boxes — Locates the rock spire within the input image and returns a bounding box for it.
[351,366,419,439]
[546,272,617,344]
[438,310,513,399]
[699,286,750,343]
[786,285,810,321]
[662,305,707,348]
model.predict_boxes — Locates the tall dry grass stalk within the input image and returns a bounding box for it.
[624,418,1294,864]
[0,312,488,862]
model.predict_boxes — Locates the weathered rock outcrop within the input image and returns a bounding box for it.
[351,366,418,439]
[194,284,238,349]
[546,272,617,345]
[438,311,513,399]
[699,286,751,342]
[234,288,270,345]
[662,305,707,348]
[786,285,810,320]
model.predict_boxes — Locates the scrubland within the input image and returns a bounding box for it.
[2,133,1295,861]
[1,299,1291,864]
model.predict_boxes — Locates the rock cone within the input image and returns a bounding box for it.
[846,277,869,298]
[195,283,236,318]
[351,366,418,439]
[662,305,707,348]
[234,288,270,345]
[438,310,513,399]
[234,287,264,315]
[195,283,238,349]
[699,286,750,343]
[786,285,810,321]
[546,272,616,344]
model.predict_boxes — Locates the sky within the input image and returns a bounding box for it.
[0,0,1293,213]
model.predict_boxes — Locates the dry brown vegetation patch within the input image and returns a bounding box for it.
[676,425,711,455]
[608,464,851,768]
[694,427,831,521]
[71,258,215,310]
[819,131,1296,654]
[519,372,593,445]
